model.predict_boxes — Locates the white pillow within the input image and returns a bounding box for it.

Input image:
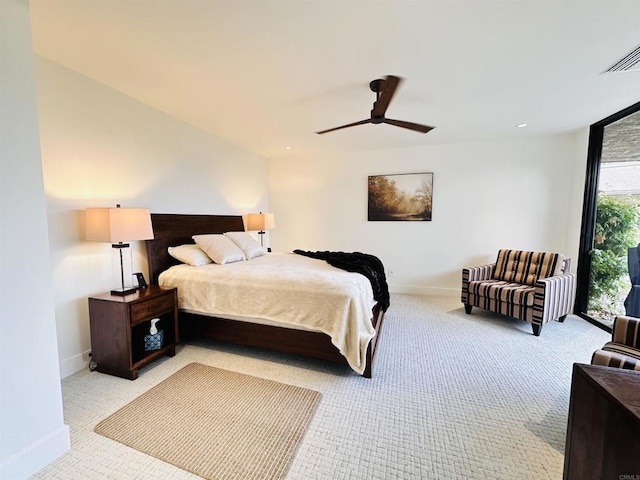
[168,244,212,266]
[223,231,266,260]
[192,234,246,264]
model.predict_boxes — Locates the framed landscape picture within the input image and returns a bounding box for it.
[368,172,433,221]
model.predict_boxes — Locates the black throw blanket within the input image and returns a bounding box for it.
[293,249,390,312]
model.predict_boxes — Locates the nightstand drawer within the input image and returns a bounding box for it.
[131,292,174,323]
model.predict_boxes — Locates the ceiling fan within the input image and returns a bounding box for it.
[316,75,434,135]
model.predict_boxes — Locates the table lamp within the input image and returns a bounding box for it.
[246,212,275,247]
[86,204,154,295]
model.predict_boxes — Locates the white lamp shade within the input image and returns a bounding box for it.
[86,207,154,243]
[246,213,275,231]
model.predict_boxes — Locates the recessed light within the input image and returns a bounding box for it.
[285,146,293,150]
[516,123,528,128]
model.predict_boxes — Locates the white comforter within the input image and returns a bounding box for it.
[158,252,377,374]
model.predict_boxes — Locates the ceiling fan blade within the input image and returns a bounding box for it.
[384,118,434,134]
[316,119,371,134]
[372,75,402,117]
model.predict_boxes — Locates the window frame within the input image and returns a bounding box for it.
[575,100,640,331]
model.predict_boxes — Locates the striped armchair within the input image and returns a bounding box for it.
[461,249,575,336]
[591,315,640,371]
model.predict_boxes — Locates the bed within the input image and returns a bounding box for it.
[145,214,386,377]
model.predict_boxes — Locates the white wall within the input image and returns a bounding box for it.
[33,50,590,377]
[0,1,70,478]
[34,57,269,378]
[269,133,586,296]
[565,127,590,261]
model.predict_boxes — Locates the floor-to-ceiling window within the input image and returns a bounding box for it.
[576,101,640,330]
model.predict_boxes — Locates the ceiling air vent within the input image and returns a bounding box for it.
[603,44,640,73]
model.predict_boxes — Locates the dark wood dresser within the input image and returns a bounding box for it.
[563,363,640,480]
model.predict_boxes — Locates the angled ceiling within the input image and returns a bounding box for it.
[29,0,640,160]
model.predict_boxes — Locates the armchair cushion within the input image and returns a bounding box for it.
[591,315,640,371]
[602,341,640,359]
[467,280,536,306]
[493,249,564,286]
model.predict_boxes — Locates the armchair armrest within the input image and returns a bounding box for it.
[532,273,576,324]
[592,348,640,371]
[612,315,640,349]
[463,263,495,282]
[461,263,495,303]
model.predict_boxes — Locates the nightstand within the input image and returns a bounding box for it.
[88,285,178,379]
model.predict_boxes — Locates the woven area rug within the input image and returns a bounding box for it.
[95,362,321,480]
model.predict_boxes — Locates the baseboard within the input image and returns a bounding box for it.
[0,424,70,479]
[59,349,91,379]
[388,284,459,297]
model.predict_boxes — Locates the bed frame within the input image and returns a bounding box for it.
[145,213,385,377]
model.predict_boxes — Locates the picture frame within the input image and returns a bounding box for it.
[368,172,433,221]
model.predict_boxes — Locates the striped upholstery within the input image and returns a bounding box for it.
[532,274,575,325]
[461,263,494,305]
[467,295,536,323]
[468,280,536,306]
[493,249,563,286]
[602,341,640,358]
[591,349,640,371]
[611,315,640,348]
[461,250,575,336]
[591,315,640,371]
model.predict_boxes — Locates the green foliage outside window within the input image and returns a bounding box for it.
[588,195,640,317]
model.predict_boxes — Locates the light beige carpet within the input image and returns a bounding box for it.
[95,362,321,480]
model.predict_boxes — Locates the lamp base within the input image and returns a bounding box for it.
[110,286,137,296]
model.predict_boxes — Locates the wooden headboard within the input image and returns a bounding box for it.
[145,214,245,284]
